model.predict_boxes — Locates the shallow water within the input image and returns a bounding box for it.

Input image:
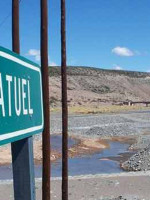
[49,141,131,177]
[0,136,133,180]
[51,135,77,152]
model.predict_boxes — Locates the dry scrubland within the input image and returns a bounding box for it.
[52,105,150,114]
[49,66,150,110]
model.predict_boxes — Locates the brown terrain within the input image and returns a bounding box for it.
[49,66,150,108]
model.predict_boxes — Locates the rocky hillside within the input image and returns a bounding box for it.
[49,66,150,107]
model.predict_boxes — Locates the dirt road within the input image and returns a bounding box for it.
[0,172,150,200]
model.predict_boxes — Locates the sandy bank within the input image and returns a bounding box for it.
[0,136,109,166]
[0,141,61,166]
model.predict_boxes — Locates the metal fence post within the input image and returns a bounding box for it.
[40,0,51,200]
[61,0,68,200]
[11,1,35,200]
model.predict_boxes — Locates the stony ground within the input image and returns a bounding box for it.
[50,111,150,138]
[1,110,150,169]
[122,144,150,171]
[121,135,150,171]
[49,111,150,173]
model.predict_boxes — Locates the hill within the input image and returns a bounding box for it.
[48,66,150,107]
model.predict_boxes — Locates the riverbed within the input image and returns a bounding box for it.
[0,135,134,179]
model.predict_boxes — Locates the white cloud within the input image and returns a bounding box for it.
[112,46,134,57]
[27,49,57,66]
[113,64,123,70]
[27,49,41,61]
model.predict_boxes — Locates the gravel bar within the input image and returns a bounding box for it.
[50,110,150,138]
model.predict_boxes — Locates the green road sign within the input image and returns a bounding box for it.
[0,47,43,145]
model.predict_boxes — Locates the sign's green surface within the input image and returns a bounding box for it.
[0,47,43,146]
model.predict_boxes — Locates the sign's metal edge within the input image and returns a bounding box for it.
[0,50,44,142]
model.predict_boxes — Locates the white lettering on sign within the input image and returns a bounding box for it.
[0,74,5,117]
[22,78,28,115]
[6,75,12,116]
[0,73,34,117]
[14,77,21,116]
[28,80,33,115]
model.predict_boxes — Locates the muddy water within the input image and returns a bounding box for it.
[0,136,134,179]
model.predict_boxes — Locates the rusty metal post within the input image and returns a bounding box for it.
[61,0,68,200]
[40,0,51,200]
[12,0,20,53]
[11,1,35,200]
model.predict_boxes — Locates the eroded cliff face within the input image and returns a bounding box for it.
[49,66,150,107]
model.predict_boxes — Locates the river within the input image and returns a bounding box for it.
[0,135,134,180]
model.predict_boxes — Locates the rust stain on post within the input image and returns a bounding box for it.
[40,0,51,200]
[61,0,68,200]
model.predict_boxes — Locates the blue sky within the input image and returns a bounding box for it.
[0,0,150,72]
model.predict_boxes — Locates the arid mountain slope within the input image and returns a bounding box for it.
[49,66,150,107]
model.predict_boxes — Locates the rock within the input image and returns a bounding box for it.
[122,144,150,171]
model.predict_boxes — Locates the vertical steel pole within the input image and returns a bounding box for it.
[61,0,68,200]
[11,1,35,200]
[40,0,51,200]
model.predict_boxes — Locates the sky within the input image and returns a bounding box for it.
[0,0,150,72]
